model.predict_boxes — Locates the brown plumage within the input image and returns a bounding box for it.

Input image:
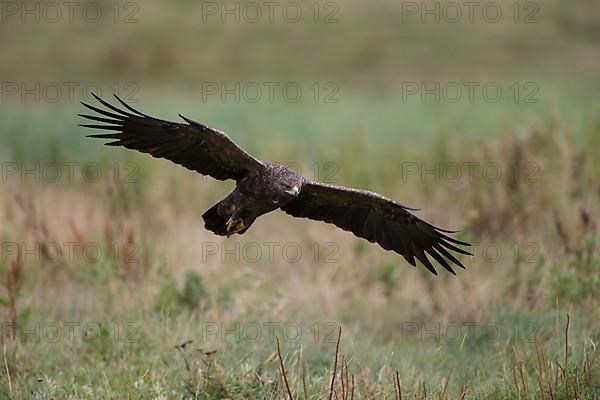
[80,94,471,275]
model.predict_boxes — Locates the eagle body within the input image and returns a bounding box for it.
[80,94,471,275]
[203,162,304,236]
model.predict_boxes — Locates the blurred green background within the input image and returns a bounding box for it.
[1,0,599,161]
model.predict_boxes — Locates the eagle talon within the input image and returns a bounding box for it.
[226,217,245,236]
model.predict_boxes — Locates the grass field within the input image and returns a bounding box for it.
[1,0,599,398]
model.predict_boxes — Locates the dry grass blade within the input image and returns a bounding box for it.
[537,374,546,400]
[512,346,521,397]
[518,360,528,398]
[564,313,570,375]
[393,370,402,400]
[3,344,12,397]
[342,356,352,400]
[329,326,342,400]
[302,358,308,400]
[440,369,452,400]
[277,337,293,400]
[3,247,24,342]
[534,338,549,399]
[174,341,192,373]
[459,384,467,400]
[572,366,578,400]
[564,313,570,400]
[340,355,346,400]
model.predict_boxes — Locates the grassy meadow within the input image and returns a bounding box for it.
[0,0,599,398]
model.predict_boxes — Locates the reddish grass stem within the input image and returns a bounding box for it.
[277,336,293,400]
[328,326,342,400]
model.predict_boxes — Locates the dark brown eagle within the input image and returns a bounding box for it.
[80,94,470,275]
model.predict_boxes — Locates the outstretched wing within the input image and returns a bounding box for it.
[79,94,264,181]
[282,181,471,275]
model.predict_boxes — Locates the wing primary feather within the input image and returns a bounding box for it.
[433,243,466,269]
[91,93,135,118]
[398,204,421,211]
[113,94,154,118]
[80,102,127,121]
[403,254,417,267]
[418,217,468,234]
[78,114,123,125]
[421,220,460,233]
[438,233,471,247]
[87,133,121,139]
[435,227,460,233]
[414,246,437,275]
[439,239,472,255]
[79,124,123,131]
[178,114,210,131]
[427,248,456,275]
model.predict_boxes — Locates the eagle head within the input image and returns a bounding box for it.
[272,163,303,200]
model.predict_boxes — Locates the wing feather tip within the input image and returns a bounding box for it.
[427,248,456,275]
[113,93,150,117]
[79,124,123,131]
[86,133,121,139]
[179,113,209,130]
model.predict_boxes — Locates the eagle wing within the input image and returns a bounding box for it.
[80,94,264,181]
[281,181,471,274]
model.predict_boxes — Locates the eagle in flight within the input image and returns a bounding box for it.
[80,94,471,275]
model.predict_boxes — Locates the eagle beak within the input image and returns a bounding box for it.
[285,186,300,197]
